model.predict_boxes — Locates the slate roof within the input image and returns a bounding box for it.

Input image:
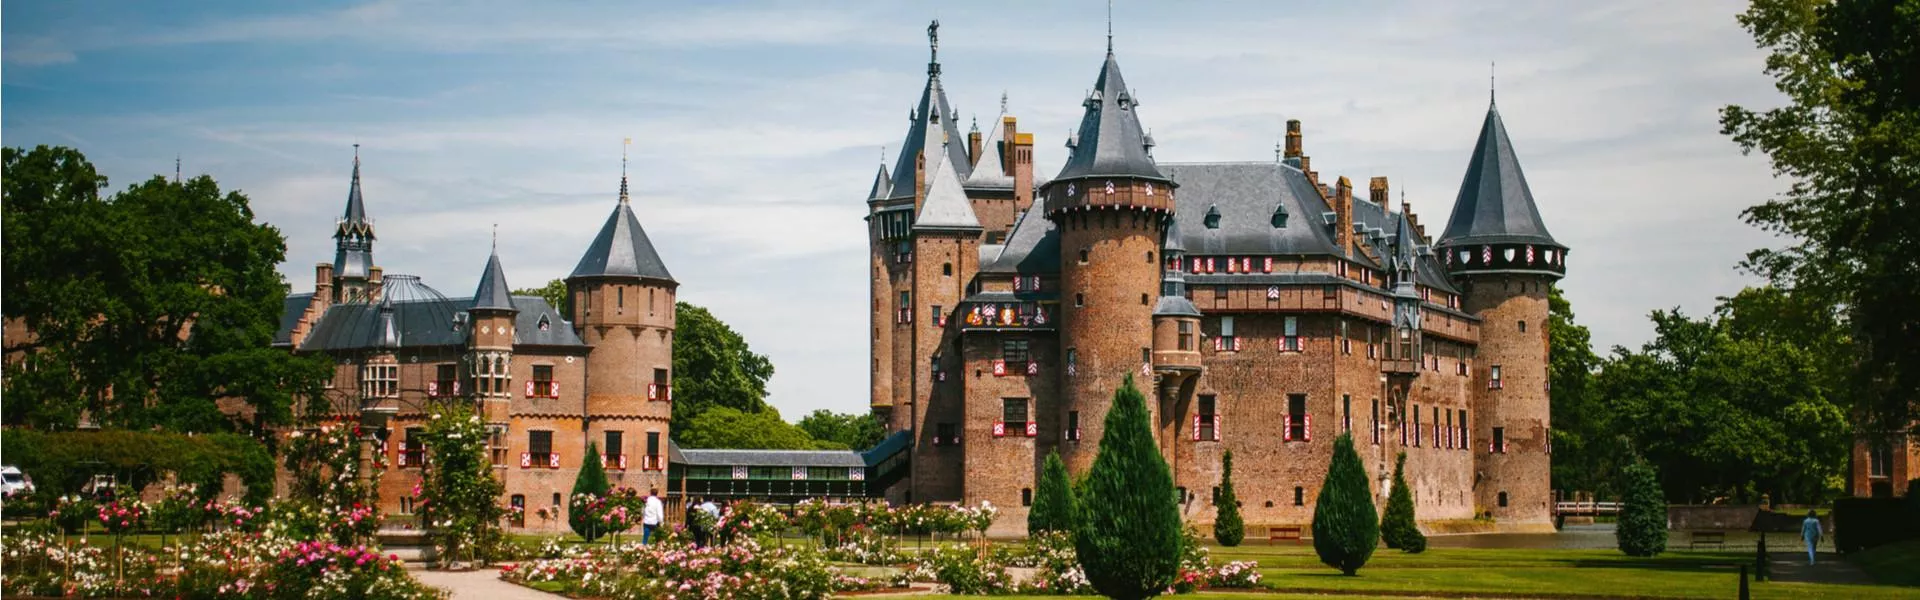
[341,156,368,226]
[569,184,676,282]
[962,115,1015,190]
[333,156,375,280]
[668,431,912,469]
[273,293,314,347]
[297,294,583,352]
[1053,52,1167,183]
[983,197,1059,274]
[1162,162,1342,257]
[912,136,982,231]
[470,252,516,311]
[884,68,971,201]
[1437,101,1562,249]
[867,164,892,201]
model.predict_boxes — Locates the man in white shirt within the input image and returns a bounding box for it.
[641,488,664,545]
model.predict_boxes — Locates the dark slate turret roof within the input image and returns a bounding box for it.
[983,196,1059,274]
[1162,162,1340,256]
[1437,101,1562,248]
[298,295,583,352]
[1162,212,1187,253]
[470,251,516,311]
[333,154,376,280]
[884,69,970,201]
[1053,52,1167,183]
[569,179,675,282]
[340,156,369,227]
[867,163,891,201]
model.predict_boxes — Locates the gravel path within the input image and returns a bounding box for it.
[410,567,565,600]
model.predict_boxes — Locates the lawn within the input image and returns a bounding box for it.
[1850,539,1920,587]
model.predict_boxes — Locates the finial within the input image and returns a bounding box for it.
[927,20,941,77]
[491,224,498,253]
[1107,0,1114,53]
[881,145,887,164]
[1000,91,1009,115]
[1490,61,1496,105]
[970,114,978,133]
[353,143,360,164]
[619,137,632,204]
[1275,141,1283,163]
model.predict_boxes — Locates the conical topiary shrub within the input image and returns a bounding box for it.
[1616,462,1667,557]
[570,441,611,541]
[1311,433,1378,575]
[1214,450,1245,546]
[1029,449,1076,534]
[1380,452,1426,552]
[1074,374,1183,600]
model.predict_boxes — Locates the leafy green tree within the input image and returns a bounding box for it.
[1380,452,1426,553]
[418,405,506,564]
[797,409,887,450]
[1721,0,1920,437]
[1312,433,1378,575]
[1,145,330,433]
[672,302,775,433]
[1214,450,1245,546]
[1547,285,1626,497]
[511,278,568,313]
[1617,462,1668,557]
[1074,374,1181,600]
[1029,450,1075,534]
[570,441,612,541]
[677,406,839,450]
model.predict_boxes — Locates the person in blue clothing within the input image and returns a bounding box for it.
[1800,510,1823,565]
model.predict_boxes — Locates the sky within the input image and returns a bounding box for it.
[2,0,1791,421]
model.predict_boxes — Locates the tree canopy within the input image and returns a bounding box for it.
[1721,0,1920,436]
[511,278,567,313]
[1075,375,1182,600]
[797,409,887,451]
[671,301,776,433]
[1,145,331,433]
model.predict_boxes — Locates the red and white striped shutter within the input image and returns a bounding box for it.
[1207,258,1216,273]
[1027,361,1039,376]
[549,453,561,469]
[667,387,673,401]
[1242,257,1252,272]
[618,455,628,470]
[993,360,1007,377]
[525,381,535,396]
[428,381,438,397]
[1227,258,1237,273]
[1284,416,1294,441]
[648,384,658,400]
[1213,415,1222,441]
[1305,415,1313,441]
[551,381,560,397]
[1213,337,1224,351]
[397,452,407,467]
[1192,415,1201,441]
[520,453,532,468]
[992,421,1006,438]
[1264,257,1274,273]
[1025,422,1038,437]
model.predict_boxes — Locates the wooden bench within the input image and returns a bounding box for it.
[1688,530,1726,549]
[1267,525,1305,545]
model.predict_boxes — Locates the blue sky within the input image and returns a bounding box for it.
[3,0,1789,421]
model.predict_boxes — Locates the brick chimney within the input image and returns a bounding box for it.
[914,150,928,215]
[1012,129,1035,213]
[1285,119,1303,159]
[1302,156,1316,187]
[968,128,984,169]
[1334,176,1355,257]
[368,266,384,298]
[1369,176,1389,206]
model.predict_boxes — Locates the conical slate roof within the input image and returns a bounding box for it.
[333,153,375,280]
[342,157,368,225]
[867,163,892,201]
[913,137,982,231]
[1054,52,1167,183]
[569,179,676,282]
[885,61,971,200]
[963,115,1014,190]
[471,251,516,311]
[1437,101,1561,248]
[1162,213,1187,253]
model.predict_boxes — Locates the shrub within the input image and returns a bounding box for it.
[1215,450,1245,546]
[1380,452,1426,552]
[1,429,274,502]
[1311,433,1378,575]
[1833,495,1917,553]
[1030,449,1076,534]
[928,545,1014,595]
[417,406,506,563]
[1074,374,1182,600]
[569,441,612,541]
[1018,530,1093,594]
[1616,463,1667,557]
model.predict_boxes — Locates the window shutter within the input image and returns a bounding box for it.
[549,453,560,469]
[993,421,1006,438]
[993,360,1007,377]
[1025,422,1038,437]
[525,380,535,396]
[1304,414,1312,442]
[1263,257,1274,273]
[1027,361,1039,376]
[648,384,659,400]
[1284,416,1294,441]
[1213,415,1222,441]
[428,381,438,396]
[520,453,531,468]
[551,381,560,397]
[1192,415,1201,441]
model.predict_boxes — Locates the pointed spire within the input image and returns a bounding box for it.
[343,145,368,224]
[915,135,982,231]
[884,21,970,200]
[1106,0,1115,53]
[333,146,376,280]
[1052,47,1167,183]
[471,245,517,312]
[619,138,631,204]
[1436,95,1562,251]
[868,161,893,201]
[570,162,676,282]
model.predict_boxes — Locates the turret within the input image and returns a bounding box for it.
[468,246,518,420]
[332,147,377,302]
[1435,93,1566,528]
[1045,45,1179,474]
[1152,216,1201,375]
[567,165,677,489]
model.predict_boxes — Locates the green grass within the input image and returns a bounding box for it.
[1849,539,1920,587]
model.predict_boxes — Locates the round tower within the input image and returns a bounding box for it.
[1046,49,1178,473]
[567,174,678,489]
[1436,96,1567,529]
[468,249,518,425]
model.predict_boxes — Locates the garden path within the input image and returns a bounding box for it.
[1766,551,1875,585]
[410,566,565,600]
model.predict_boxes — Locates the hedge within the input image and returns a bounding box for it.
[0,429,274,503]
[1832,495,1920,553]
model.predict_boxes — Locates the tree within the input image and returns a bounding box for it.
[1029,450,1075,534]
[1547,285,1625,497]
[1617,462,1668,557]
[1312,433,1378,575]
[797,409,887,450]
[1074,374,1181,600]
[418,405,506,565]
[511,278,567,313]
[676,406,839,450]
[1721,0,1920,437]
[570,441,612,541]
[672,302,775,433]
[1,146,331,433]
[1214,450,1245,546]
[1380,452,1426,553]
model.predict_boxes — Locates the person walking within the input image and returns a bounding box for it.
[1801,510,1823,565]
[641,488,664,545]
[685,496,705,547]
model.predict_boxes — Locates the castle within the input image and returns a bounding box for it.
[275,154,679,532]
[867,24,1567,533]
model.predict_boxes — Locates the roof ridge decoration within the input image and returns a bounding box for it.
[471,248,516,312]
[569,161,676,282]
[885,21,971,200]
[913,135,982,231]
[1052,48,1169,183]
[1435,98,1562,250]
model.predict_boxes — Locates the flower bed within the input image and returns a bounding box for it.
[0,528,445,599]
[501,537,899,600]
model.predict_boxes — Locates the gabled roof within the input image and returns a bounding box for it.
[1054,52,1167,183]
[963,115,1014,190]
[1162,162,1341,256]
[470,251,516,312]
[272,293,314,347]
[884,69,971,201]
[867,163,892,201]
[913,137,981,231]
[296,294,583,352]
[1437,101,1562,249]
[569,180,675,282]
[983,196,1059,274]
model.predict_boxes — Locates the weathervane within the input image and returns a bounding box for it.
[927,20,941,77]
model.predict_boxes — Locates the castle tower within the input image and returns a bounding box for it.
[332,148,377,303]
[1435,95,1567,528]
[468,247,518,426]
[908,132,984,501]
[866,161,894,421]
[567,170,677,489]
[1151,215,1201,454]
[1046,46,1178,473]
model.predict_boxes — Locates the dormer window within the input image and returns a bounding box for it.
[1272,205,1289,228]
[537,315,551,331]
[1203,205,1222,229]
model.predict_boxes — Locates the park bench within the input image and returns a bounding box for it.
[1688,530,1726,549]
[1267,525,1304,545]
